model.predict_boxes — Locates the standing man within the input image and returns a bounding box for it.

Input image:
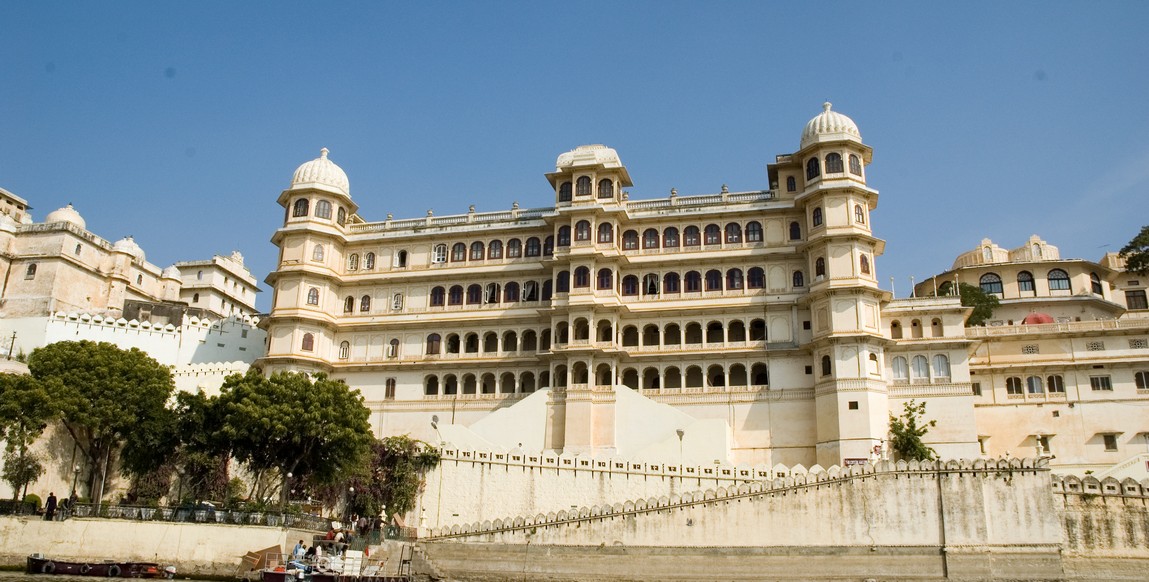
[44,492,58,521]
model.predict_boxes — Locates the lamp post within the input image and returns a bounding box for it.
[70,465,80,496]
[174,466,185,521]
[346,486,355,524]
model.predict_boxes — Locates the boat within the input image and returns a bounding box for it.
[27,554,175,578]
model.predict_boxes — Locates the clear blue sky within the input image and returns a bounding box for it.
[3,2,1147,310]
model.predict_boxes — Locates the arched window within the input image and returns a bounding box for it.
[789,221,801,240]
[360,295,371,312]
[643,228,659,249]
[364,252,375,269]
[25,263,36,279]
[664,272,680,293]
[301,333,314,351]
[575,176,591,196]
[597,223,613,243]
[426,334,441,355]
[306,287,319,305]
[1048,374,1065,393]
[451,243,466,262]
[347,254,359,271]
[338,341,349,359]
[484,283,499,304]
[821,355,832,376]
[643,273,659,295]
[1134,371,1149,390]
[343,296,354,312]
[786,176,796,192]
[890,320,902,339]
[748,267,764,289]
[1048,269,1070,291]
[504,281,520,301]
[523,280,539,301]
[525,237,541,257]
[388,339,400,358]
[466,284,482,304]
[745,221,763,242]
[556,271,570,293]
[192,293,199,303]
[793,271,805,288]
[806,157,821,180]
[911,355,929,380]
[573,267,590,288]
[507,238,522,258]
[980,273,1003,296]
[575,220,591,241]
[488,240,503,259]
[1006,377,1023,395]
[622,230,639,250]
[860,255,871,275]
[312,245,324,262]
[1017,271,1035,294]
[725,222,742,244]
[392,294,403,310]
[448,285,463,306]
[932,355,950,378]
[430,287,445,307]
[815,257,826,278]
[1090,272,1103,295]
[726,268,744,290]
[812,207,823,227]
[558,181,572,202]
[292,198,309,217]
[825,153,843,173]
[684,226,701,247]
[315,200,332,219]
[596,268,613,290]
[663,227,679,248]
[598,178,613,199]
[1026,375,1044,394]
[705,269,722,291]
[621,275,639,296]
[849,154,862,175]
[470,241,485,260]
[684,271,702,292]
[892,356,908,381]
[336,207,347,225]
[704,224,721,245]
[196,270,203,281]
[854,204,865,224]
[392,250,408,268]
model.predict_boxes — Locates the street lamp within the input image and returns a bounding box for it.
[70,465,80,496]
[174,467,186,521]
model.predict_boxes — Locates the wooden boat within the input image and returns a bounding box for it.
[27,555,174,578]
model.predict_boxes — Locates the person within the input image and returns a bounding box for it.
[304,545,317,561]
[293,540,305,558]
[357,515,368,536]
[44,492,57,521]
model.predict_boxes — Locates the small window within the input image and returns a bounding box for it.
[306,287,319,305]
[451,243,467,262]
[724,223,742,244]
[684,226,701,247]
[292,198,309,217]
[684,271,702,292]
[430,287,445,307]
[312,245,325,262]
[385,378,396,400]
[746,222,763,242]
[643,228,659,249]
[343,296,355,312]
[192,293,199,303]
[663,227,679,248]
[574,267,590,288]
[1006,377,1023,395]
[466,284,482,304]
[815,257,825,278]
[1090,272,1103,295]
[705,269,722,291]
[315,200,332,219]
[426,334,441,355]
[364,252,375,270]
[525,237,541,257]
[849,154,862,175]
[338,341,350,359]
[980,273,1003,296]
[854,204,865,224]
[448,285,463,306]
[596,223,613,244]
[388,339,400,358]
[25,263,37,280]
[663,272,680,293]
[704,224,721,246]
[596,268,613,290]
[558,181,572,202]
[488,240,503,259]
[301,333,315,351]
[1103,434,1118,451]
[747,267,764,289]
[892,357,908,381]
[786,176,796,192]
[432,245,447,264]
[507,239,522,258]
[392,293,404,310]
[555,272,570,293]
[1026,375,1044,394]
[1017,271,1035,294]
[74,244,82,256]
[337,207,347,225]
[621,275,638,296]
[622,230,639,250]
[932,355,950,378]
[806,157,821,180]
[197,270,203,281]
[821,355,831,376]
[1134,370,1149,390]
[598,178,614,199]
[360,295,371,312]
[860,255,871,275]
[136,274,143,285]
[789,221,801,240]
[812,207,823,227]
[470,241,485,261]
[348,254,359,271]
[1047,375,1065,393]
[575,176,591,196]
[1090,375,1112,391]
[1125,290,1147,310]
[793,271,805,288]
[575,220,591,242]
[825,153,843,173]
[1048,269,1070,291]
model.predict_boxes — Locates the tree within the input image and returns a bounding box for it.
[0,373,55,499]
[27,341,175,501]
[958,283,1000,326]
[2,449,44,500]
[888,399,937,462]
[317,435,441,521]
[216,370,374,505]
[1119,225,1149,276]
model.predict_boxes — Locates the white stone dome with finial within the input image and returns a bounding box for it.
[800,102,862,149]
[45,203,87,230]
[161,265,182,280]
[291,148,350,197]
[112,236,146,262]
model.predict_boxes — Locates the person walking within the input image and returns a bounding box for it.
[44,492,57,521]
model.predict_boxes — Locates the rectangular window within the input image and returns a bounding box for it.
[385,378,396,400]
[1103,434,1118,451]
[1126,290,1148,310]
[1089,376,1112,391]
[1036,435,1051,455]
[971,382,982,396]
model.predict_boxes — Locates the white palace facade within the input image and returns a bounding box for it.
[259,105,1149,478]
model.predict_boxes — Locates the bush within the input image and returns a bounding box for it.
[23,493,41,511]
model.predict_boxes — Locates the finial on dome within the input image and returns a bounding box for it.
[320,147,329,159]
[823,102,832,112]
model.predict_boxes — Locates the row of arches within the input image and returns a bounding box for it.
[804,152,864,181]
[421,362,772,394]
[890,318,945,339]
[432,237,552,264]
[969,270,1098,297]
[557,176,617,201]
[424,371,548,396]
[290,197,348,225]
[1005,375,1067,395]
[889,354,952,383]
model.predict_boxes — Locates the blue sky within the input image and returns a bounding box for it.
[3,2,1147,310]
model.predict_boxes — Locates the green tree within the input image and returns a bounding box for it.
[27,341,175,501]
[216,370,373,505]
[2,449,44,500]
[318,435,441,521]
[1119,225,1149,276]
[0,373,55,499]
[888,399,937,462]
[958,282,1000,326]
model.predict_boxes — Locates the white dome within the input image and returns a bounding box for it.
[112,236,146,261]
[556,144,624,170]
[45,204,87,229]
[161,265,182,279]
[291,148,350,197]
[800,102,862,149]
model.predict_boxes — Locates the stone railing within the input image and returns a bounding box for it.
[1051,473,1149,498]
[965,318,1149,337]
[68,503,329,531]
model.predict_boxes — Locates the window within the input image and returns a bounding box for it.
[1134,371,1149,390]
[488,240,503,259]
[621,275,638,296]
[854,204,865,224]
[1090,272,1104,295]
[1017,271,1035,294]
[1026,375,1044,394]
[573,267,590,288]
[364,252,375,270]
[315,200,332,219]
[786,176,796,192]
[388,339,400,358]
[343,296,354,312]
[812,207,823,227]
[575,176,591,196]
[24,263,36,279]
[980,273,1003,296]
[385,378,396,400]
[470,241,485,261]
[197,270,203,281]
[430,287,445,307]
[339,341,350,359]
[466,284,482,304]
[622,230,638,250]
[664,272,680,293]
[892,357,908,381]
[806,157,821,180]
[643,273,659,295]
[596,268,613,290]
[849,154,862,175]
[507,238,522,258]
[633,228,655,250]
[1006,376,1023,395]
[726,268,743,290]
[725,223,742,244]
[911,355,929,380]
[1103,434,1118,451]
[663,227,679,248]
[793,271,805,288]
[1090,376,1112,391]
[684,226,701,246]
[704,224,721,246]
[705,269,722,291]
[748,267,764,289]
[192,293,199,303]
[555,271,570,293]
[1048,269,1070,291]
[684,271,702,292]
[337,207,347,225]
[312,245,324,262]
[932,355,950,378]
[1125,290,1148,310]
[292,198,309,217]
[348,254,359,271]
[821,355,832,376]
[558,182,572,202]
[523,280,539,301]
[598,178,613,199]
[972,382,982,396]
[426,334,441,355]
[306,288,319,305]
[1047,375,1065,393]
[543,236,554,256]
[789,221,801,240]
[746,221,763,242]
[525,237,541,257]
[504,281,520,301]
[359,295,371,312]
[451,243,467,262]
[815,258,825,278]
[448,285,463,306]
[573,220,590,242]
[825,153,843,173]
[1036,435,1051,455]
[301,333,314,351]
[597,223,613,243]
[860,255,871,275]
[392,250,407,268]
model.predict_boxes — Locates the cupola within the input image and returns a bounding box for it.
[291,148,350,198]
[800,102,862,149]
[44,203,87,230]
[112,236,146,262]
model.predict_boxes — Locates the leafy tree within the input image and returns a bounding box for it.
[2,449,44,500]
[0,373,55,499]
[216,370,374,505]
[316,435,441,521]
[1119,225,1149,276]
[27,341,175,501]
[958,283,1000,326]
[888,399,937,462]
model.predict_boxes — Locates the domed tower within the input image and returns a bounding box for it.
[262,148,357,374]
[794,103,889,467]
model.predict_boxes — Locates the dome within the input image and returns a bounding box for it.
[555,144,624,170]
[291,148,350,197]
[800,102,862,149]
[44,203,86,229]
[0,213,17,234]
[1022,312,1055,325]
[161,265,182,280]
[112,236,146,262]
